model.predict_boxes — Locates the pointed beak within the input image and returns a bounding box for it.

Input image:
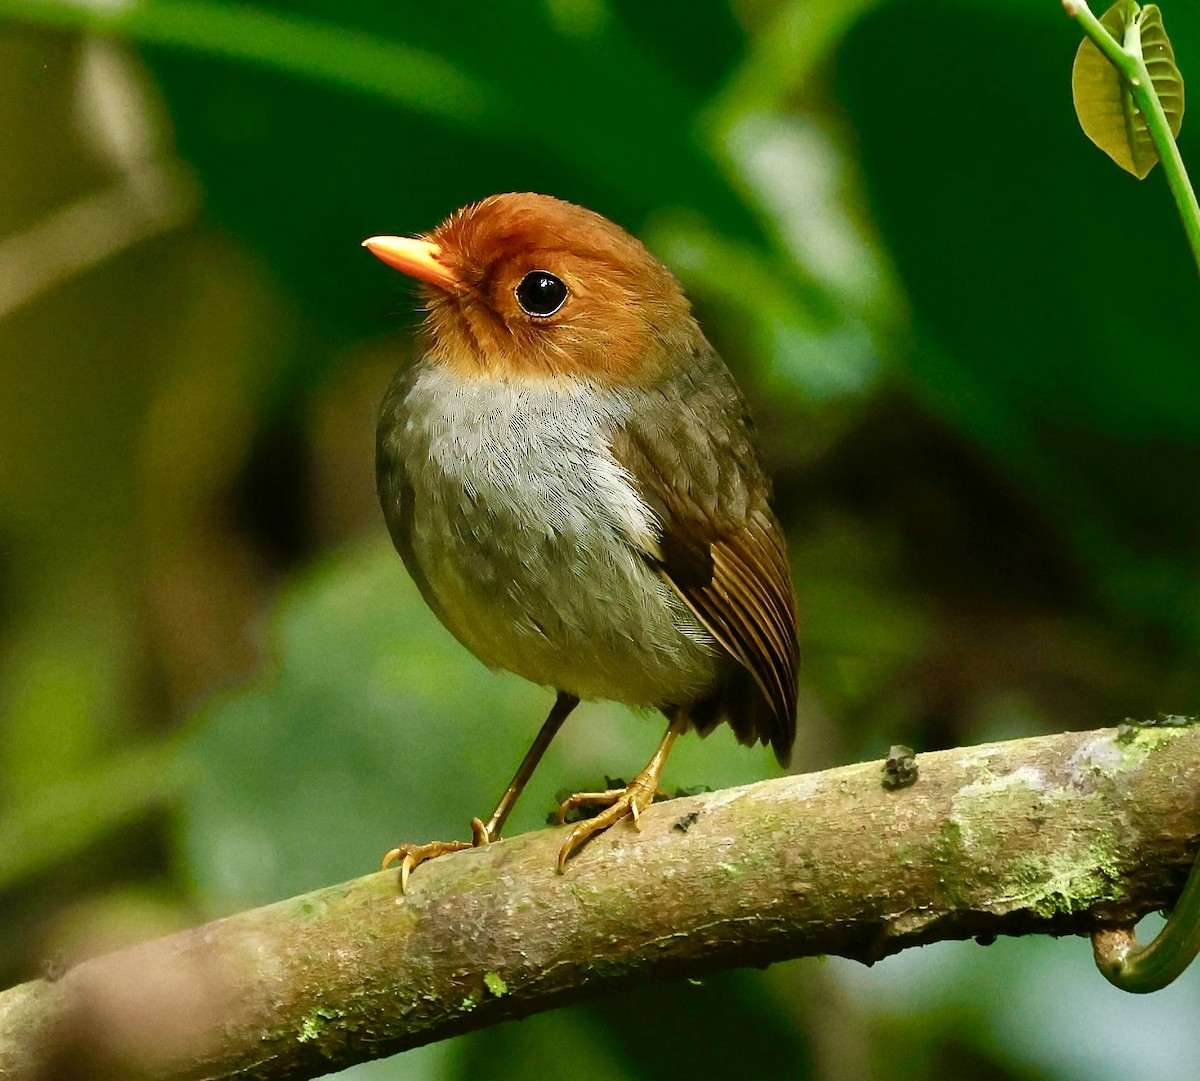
[361,235,459,291]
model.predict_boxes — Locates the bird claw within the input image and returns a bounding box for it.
[555,783,668,825]
[555,775,664,872]
[383,817,491,893]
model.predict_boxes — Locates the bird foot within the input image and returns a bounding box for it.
[555,773,666,871]
[382,816,490,893]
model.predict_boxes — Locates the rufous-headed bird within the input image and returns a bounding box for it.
[364,193,799,890]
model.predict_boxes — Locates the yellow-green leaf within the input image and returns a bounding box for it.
[1139,5,1185,140]
[1072,1,1186,179]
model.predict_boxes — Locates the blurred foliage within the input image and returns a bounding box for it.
[1,1,1199,1079]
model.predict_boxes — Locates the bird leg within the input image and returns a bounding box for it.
[382,691,579,892]
[555,708,689,872]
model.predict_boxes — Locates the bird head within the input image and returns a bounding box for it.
[363,193,701,385]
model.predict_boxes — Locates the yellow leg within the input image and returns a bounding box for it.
[383,692,579,892]
[555,709,689,873]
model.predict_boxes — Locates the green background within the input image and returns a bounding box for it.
[1,1,1199,1078]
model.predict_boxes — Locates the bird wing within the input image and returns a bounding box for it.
[610,347,799,763]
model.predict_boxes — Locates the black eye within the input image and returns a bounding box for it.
[515,271,568,317]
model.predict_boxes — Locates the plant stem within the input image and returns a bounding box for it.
[1064,0,1200,274]
[1063,2,1200,990]
[1093,845,1200,991]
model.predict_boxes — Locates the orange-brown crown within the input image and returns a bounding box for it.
[365,193,701,384]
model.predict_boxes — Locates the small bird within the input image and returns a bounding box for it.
[364,193,799,890]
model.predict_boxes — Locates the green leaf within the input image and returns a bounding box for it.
[1138,5,1186,139]
[1071,1,1186,179]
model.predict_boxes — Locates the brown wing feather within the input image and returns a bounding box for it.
[610,346,799,764]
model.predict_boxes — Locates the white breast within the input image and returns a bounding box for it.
[393,364,718,707]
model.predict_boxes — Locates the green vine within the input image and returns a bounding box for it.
[1064,1,1200,991]
[1065,0,1200,271]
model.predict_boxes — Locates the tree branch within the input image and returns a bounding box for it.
[1,724,1197,1080]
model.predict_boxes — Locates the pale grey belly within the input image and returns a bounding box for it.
[396,370,719,707]
[408,505,718,705]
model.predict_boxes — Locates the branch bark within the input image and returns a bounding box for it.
[1,723,1197,1080]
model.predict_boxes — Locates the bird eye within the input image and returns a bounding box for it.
[515,271,568,318]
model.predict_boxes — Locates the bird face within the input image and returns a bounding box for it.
[364,193,700,385]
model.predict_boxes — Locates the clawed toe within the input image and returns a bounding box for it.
[383,816,494,893]
[555,776,661,872]
[382,839,474,892]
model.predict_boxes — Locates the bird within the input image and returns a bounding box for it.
[363,193,799,890]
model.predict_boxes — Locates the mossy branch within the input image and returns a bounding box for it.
[1,724,1198,1080]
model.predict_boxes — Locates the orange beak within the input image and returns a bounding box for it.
[361,235,459,291]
